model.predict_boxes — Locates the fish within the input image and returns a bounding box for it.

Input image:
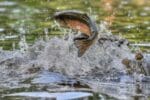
[53,10,98,57]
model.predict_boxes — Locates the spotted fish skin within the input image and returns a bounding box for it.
[53,10,98,57]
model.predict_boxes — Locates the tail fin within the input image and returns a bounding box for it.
[74,39,93,57]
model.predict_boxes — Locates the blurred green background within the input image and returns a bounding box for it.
[0,0,149,52]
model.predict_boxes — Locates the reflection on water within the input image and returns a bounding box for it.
[5,91,93,100]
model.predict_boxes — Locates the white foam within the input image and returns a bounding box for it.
[8,91,92,100]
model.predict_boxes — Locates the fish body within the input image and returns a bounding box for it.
[54,10,98,57]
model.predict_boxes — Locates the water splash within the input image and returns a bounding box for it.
[39,36,128,76]
[0,22,142,79]
[0,22,150,100]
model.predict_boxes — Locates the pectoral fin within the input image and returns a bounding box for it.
[74,38,92,57]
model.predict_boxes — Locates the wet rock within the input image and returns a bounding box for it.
[122,53,150,76]
[122,58,133,74]
[122,58,131,67]
[135,52,143,61]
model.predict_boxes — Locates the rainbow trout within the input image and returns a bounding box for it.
[54,10,98,57]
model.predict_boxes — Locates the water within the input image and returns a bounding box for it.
[0,27,150,99]
[0,0,150,100]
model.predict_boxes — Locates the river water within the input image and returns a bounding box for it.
[0,0,150,100]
